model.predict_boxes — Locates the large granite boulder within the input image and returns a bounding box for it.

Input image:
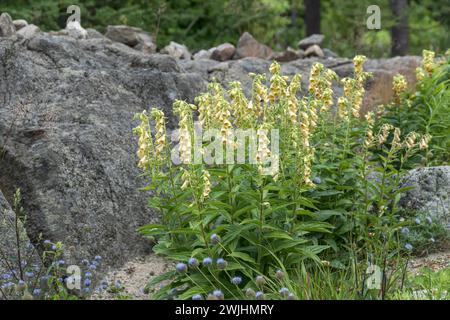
[397,166,450,225]
[234,32,272,59]
[0,33,206,267]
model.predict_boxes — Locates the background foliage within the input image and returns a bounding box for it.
[1,0,449,57]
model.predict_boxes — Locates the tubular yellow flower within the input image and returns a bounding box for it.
[415,67,425,82]
[174,100,195,164]
[337,97,349,120]
[419,133,432,150]
[229,81,249,127]
[180,168,190,190]
[151,108,166,161]
[286,74,302,125]
[391,127,401,151]
[353,55,367,79]
[404,132,418,151]
[133,111,153,170]
[378,124,393,145]
[250,74,268,118]
[364,112,375,148]
[422,50,435,75]
[202,169,211,198]
[392,74,407,104]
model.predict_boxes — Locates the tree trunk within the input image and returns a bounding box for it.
[304,0,320,35]
[390,0,409,56]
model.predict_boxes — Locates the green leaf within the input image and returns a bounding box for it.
[228,251,256,264]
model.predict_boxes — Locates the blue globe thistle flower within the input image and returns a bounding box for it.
[279,287,290,297]
[94,255,102,261]
[57,260,65,266]
[287,293,296,300]
[89,264,97,270]
[405,243,413,251]
[83,288,91,294]
[415,218,421,225]
[2,273,12,280]
[43,240,51,245]
[33,288,41,295]
[188,258,199,268]
[115,280,122,289]
[275,269,284,279]
[202,257,213,266]
[85,272,93,278]
[192,294,203,300]
[312,176,322,184]
[24,271,34,278]
[169,288,178,295]
[231,276,242,285]
[216,258,228,270]
[210,233,220,244]
[213,289,224,300]
[426,216,432,224]
[81,259,89,265]
[84,279,92,287]
[255,275,266,286]
[255,291,264,300]
[51,245,57,251]
[401,227,410,235]
[100,279,108,290]
[176,263,188,273]
[1,282,14,289]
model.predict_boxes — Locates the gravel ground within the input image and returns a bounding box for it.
[90,249,449,300]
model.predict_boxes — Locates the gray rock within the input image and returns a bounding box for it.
[16,24,40,40]
[13,19,28,31]
[211,43,235,61]
[161,41,191,60]
[0,13,16,37]
[86,28,107,39]
[323,48,339,59]
[193,49,213,60]
[105,25,141,46]
[298,34,325,50]
[134,32,157,54]
[397,166,450,225]
[304,44,324,58]
[235,32,272,59]
[65,21,88,39]
[0,33,206,267]
[271,47,300,62]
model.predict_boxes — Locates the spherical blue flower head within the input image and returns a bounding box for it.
[176,263,188,273]
[255,291,264,300]
[18,280,26,285]
[57,260,65,266]
[94,255,102,261]
[425,216,432,224]
[43,240,52,245]
[312,176,322,184]
[85,272,93,278]
[275,269,284,279]
[51,245,57,251]
[33,288,41,296]
[100,279,108,289]
[216,258,228,270]
[415,218,421,225]
[1,282,14,289]
[83,288,91,294]
[255,275,265,286]
[2,273,12,280]
[210,233,220,244]
[401,227,410,235]
[24,271,34,278]
[169,288,178,296]
[213,289,224,300]
[279,287,290,297]
[41,275,51,281]
[287,293,296,300]
[192,294,203,300]
[89,264,97,270]
[84,278,92,287]
[81,259,89,265]
[405,243,413,251]
[188,258,199,268]
[202,257,213,266]
[115,280,122,289]
[245,288,256,298]
[231,276,242,285]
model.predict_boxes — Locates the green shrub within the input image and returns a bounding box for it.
[133,55,441,300]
